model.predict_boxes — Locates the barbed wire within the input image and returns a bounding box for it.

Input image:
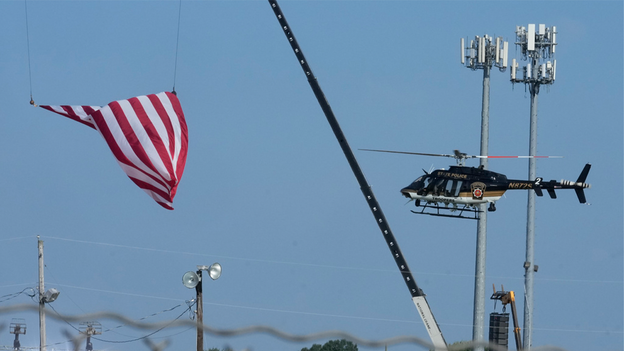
[0,303,575,351]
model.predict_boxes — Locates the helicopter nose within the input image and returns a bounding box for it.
[401,186,417,198]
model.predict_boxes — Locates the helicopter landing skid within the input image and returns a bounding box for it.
[411,203,482,220]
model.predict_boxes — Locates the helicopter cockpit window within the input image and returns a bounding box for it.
[414,175,432,189]
[445,180,455,196]
[447,180,463,197]
[431,178,446,196]
[412,176,425,186]
[423,176,432,188]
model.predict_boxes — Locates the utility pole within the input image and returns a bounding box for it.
[37,236,46,351]
[79,321,102,351]
[195,269,203,351]
[10,319,27,351]
[510,23,557,349]
[37,237,59,351]
[460,34,508,351]
[182,263,222,351]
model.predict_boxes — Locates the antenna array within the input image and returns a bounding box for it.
[511,24,557,84]
[461,35,509,72]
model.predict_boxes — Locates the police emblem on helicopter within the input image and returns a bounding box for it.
[471,182,486,200]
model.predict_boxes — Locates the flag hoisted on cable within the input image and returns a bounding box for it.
[40,92,188,210]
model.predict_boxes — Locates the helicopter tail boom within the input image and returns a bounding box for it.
[535,163,591,203]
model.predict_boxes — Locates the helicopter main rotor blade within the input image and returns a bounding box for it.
[360,149,564,167]
[361,149,563,159]
[473,155,564,159]
[359,149,457,158]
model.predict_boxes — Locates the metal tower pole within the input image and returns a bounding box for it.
[510,24,557,349]
[37,237,46,351]
[523,58,540,349]
[472,64,490,351]
[461,35,508,351]
[480,65,491,172]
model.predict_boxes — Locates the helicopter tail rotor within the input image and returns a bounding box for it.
[530,164,591,203]
[560,163,591,203]
[576,163,591,184]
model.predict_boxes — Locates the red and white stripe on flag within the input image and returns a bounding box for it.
[40,92,188,210]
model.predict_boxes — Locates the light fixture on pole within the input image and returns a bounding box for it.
[182,263,222,351]
[460,34,508,351]
[510,23,557,349]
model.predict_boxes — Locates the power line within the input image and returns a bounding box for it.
[41,236,622,285]
[47,303,193,346]
[0,287,36,303]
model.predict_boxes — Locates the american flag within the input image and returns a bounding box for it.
[40,92,188,210]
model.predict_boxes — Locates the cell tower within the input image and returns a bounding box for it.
[510,23,557,349]
[460,34,508,351]
[511,25,557,85]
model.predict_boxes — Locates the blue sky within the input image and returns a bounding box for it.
[0,1,622,351]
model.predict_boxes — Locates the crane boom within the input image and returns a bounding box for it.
[267,1,446,349]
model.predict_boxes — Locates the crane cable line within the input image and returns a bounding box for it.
[24,0,35,106]
[23,0,184,102]
[172,0,183,95]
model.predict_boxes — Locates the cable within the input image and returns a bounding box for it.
[93,305,190,344]
[102,304,183,333]
[0,287,36,303]
[42,236,623,285]
[47,302,193,345]
[44,264,88,314]
[24,0,35,106]
[171,0,182,95]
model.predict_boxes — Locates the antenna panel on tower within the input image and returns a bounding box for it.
[502,41,508,68]
[461,38,465,64]
[528,24,535,51]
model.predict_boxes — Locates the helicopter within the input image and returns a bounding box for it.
[361,149,591,219]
